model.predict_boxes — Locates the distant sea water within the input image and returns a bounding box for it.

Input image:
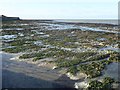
[55,19,118,25]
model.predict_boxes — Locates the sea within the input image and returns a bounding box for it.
[54,19,118,25]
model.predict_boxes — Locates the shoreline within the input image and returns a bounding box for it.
[1,20,119,89]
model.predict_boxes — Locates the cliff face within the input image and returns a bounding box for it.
[0,15,20,21]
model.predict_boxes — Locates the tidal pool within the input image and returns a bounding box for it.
[0,35,17,39]
[102,62,120,81]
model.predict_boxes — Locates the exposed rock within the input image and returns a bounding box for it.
[74,81,89,89]
[66,73,79,80]
[112,83,119,89]
[66,72,86,80]
[52,66,58,70]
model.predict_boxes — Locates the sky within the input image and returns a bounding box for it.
[0,0,119,19]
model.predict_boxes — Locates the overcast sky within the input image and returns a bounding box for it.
[0,0,119,19]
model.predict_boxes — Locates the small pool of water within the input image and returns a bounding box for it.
[102,62,120,81]
[34,41,43,46]
[99,46,119,52]
[0,35,17,39]
[3,28,24,30]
